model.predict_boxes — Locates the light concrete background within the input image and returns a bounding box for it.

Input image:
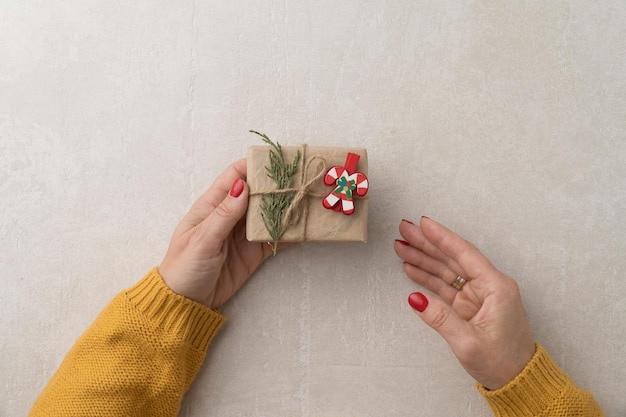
[1,1,625,416]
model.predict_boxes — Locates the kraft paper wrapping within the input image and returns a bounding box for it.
[246,145,368,242]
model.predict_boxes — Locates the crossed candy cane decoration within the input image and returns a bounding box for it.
[322,152,368,215]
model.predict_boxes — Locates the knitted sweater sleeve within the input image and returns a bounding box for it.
[478,343,603,417]
[29,267,226,417]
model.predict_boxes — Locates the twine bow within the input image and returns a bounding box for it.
[250,144,327,249]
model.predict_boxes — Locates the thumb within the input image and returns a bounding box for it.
[408,292,468,344]
[197,177,248,253]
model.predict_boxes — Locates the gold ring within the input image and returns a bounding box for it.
[452,276,467,290]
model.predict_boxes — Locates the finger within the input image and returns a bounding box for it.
[195,177,249,254]
[394,239,459,286]
[182,159,248,230]
[399,220,464,276]
[402,262,458,303]
[419,217,496,281]
[407,291,470,348]
[399,219,446,257]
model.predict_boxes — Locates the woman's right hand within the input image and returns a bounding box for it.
[394,217,536,390]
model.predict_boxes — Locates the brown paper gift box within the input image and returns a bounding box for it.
[246,145,368,242]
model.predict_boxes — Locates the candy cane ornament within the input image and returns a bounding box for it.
[322,152,369,215]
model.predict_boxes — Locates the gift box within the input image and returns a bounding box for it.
[246,135,368,244]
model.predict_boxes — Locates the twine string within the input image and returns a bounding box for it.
[250,144,328,242]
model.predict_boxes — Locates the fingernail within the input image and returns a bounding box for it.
[408,292,428,312]
[230,178,244,198]
[421,215,430,220]
[395,239,410,246]
[402,218,415,225]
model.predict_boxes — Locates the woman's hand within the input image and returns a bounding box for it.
[159,159,275,309]
[394,217,536,390]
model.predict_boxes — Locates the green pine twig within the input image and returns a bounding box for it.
[250,130,301,254]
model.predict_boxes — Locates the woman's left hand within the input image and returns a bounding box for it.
[159,159,275,309]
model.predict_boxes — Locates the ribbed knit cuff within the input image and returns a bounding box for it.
[125,267,226,352]
[477,343,572,417]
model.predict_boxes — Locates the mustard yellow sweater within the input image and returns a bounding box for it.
[30,269,603,417]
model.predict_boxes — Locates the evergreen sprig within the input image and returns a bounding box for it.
[250,130,301,254]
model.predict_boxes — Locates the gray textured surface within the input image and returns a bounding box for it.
[1,1,625,416]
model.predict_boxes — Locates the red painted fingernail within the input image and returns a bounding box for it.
[229,178,244,198]
[408,292,428,312]
[395,239,410,246]
[402,218,415,225]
